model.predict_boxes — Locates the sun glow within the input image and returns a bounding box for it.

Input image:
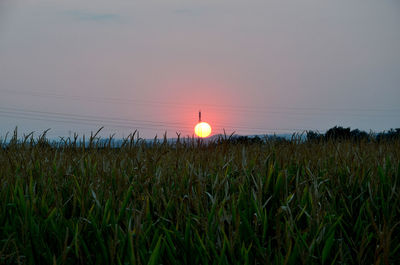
[195,122,212,138]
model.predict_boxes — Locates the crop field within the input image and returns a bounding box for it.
[0,131,400,264]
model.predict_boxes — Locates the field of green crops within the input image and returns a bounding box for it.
[1,132,400,264]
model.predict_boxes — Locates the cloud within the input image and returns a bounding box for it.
[173,8,206,16]
[64,10,121,22]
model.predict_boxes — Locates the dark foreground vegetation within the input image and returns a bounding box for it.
[1,129,400,264]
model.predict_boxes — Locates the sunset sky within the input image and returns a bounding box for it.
[0,0,399,138]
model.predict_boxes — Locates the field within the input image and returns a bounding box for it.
[1,131,400,264]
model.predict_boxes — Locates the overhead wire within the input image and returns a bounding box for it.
[1,88,398,135]
[0,106,314,133]
[0,106,324,131]
[1,88,399,117]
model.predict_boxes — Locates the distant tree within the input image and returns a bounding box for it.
[307,126,370,142]
[306,130,323,142]
[265,135,287,142]
[349,129,369,141]
[231,135,264,145]
[215,135,270,145]
[376,128,400,141]
[325,126,351,140]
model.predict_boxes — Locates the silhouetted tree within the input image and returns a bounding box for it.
[307,127,370,142]
[350,129,369,141]
[230,135,264,145]
[325,126,351,140]
[376,128,400,141]
[306,130,323,142]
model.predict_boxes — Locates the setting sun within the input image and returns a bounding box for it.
[195,122,212,138]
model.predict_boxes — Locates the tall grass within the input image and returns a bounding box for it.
[0,131,399,264]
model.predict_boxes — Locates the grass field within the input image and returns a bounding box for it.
[1,131,400,264]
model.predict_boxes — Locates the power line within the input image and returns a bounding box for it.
[0,113,185,132]
[0,112,303,134]
[0,106,322,131]
[0,106,189,127]
[1,89,397,134]
[0,107,316,133]
[0,110,192,130]
[1,88,400,116]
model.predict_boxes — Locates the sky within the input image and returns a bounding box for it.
[0,0,399,139]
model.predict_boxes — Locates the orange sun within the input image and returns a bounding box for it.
[195,122,212,138]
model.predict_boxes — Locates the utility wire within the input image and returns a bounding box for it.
[1,88,399,116]
[0,108,314,133]
[0,106,189,127]
[0,106,322,131]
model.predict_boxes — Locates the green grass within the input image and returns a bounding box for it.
[1,131,400,264]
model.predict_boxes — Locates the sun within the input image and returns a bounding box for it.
[195,122,212,138]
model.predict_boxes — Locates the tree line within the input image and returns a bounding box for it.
[306,126,400,142]
[215,126,400,145]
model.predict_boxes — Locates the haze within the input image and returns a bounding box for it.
[0,0,399,138]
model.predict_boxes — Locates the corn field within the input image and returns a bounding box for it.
[1,131,400,264]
